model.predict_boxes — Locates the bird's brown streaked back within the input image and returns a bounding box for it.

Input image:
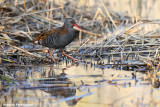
[32,26,68,45]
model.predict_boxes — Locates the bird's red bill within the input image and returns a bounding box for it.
[73,24,81,29]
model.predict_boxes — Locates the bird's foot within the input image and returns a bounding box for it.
[62,50,81,63]
[72,58,81,63]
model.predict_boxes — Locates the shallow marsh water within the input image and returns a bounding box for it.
[1,59,159,107]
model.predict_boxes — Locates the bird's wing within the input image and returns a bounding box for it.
[32,27,64,43]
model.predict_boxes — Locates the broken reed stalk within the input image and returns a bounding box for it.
[108,71,120,82]
[0,37,20,43]
[0,31,26,38]
[2,43,48,60]
[0,26,4,29]
[144,35,160,38]
[100,0,117,28]
[73,27,102,37]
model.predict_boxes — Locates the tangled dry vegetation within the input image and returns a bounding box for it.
[0,0,160,85]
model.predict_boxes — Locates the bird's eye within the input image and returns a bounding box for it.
[70,21,74,23]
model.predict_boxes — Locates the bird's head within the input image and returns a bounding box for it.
[64,18,81,30]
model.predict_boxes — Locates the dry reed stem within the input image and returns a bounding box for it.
[3,43,48,60]
[108,71,120,82]
[0,37,20,43]
[0,26,4,29]
[144,35,160,38]
[100,0,117,28]
[73,27,102,37]
[102,21,143,48]
[0,31,26,38]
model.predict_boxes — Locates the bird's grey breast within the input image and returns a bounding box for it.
[58,30,76,47]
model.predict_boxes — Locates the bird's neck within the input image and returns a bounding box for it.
[63,24,75,32]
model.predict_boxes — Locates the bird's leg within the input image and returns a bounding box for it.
[48,49,55,63]
[62,50,79,62]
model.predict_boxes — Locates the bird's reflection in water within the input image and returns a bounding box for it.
[37,64,82,106]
